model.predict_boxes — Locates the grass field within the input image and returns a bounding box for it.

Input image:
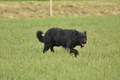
[0,0,120,80]
[0,16,120,80]
[0,0,119,1]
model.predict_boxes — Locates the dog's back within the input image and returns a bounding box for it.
[44,28,65,46]
[44,28,75,47]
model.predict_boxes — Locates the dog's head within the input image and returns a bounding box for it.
[73,30,87,48]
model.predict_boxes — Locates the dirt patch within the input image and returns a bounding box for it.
[0,1,120,20]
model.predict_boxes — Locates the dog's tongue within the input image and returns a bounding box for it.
[82,44,86,46]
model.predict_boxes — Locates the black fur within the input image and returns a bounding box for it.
[36,28,87,57]
[36,31,44,42]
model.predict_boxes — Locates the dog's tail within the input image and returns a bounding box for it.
[36,30,44,43]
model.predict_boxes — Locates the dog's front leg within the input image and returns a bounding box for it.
[66,42,78,57]
[70,48,79,57]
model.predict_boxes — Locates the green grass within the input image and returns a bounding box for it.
[0,16,120,80]
[0,0,119,2]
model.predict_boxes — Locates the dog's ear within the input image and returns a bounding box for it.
[84,31,87,35]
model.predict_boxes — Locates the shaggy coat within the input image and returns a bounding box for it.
[36,28,87,57]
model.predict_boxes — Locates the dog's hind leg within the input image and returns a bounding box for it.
[43,44,51,53]
[50,47,54,52]
[43,47,49,53]
[70,48,79,57]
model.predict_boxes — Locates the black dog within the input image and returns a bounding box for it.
[36,28,87,57]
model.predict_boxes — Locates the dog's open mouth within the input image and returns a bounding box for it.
[81,42,86,47]
[82,44,86,47]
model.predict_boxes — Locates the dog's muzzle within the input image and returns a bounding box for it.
[81,41,86,47]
